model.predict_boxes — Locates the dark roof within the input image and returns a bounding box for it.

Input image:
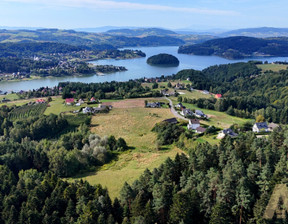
[222,128,238,137]
[195,110,204,115]
[190,119,200,124]
[196,126,206,133]
[162,118,178,124]
[255,122,268,129]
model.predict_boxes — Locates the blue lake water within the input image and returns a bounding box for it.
[0,46,287,92]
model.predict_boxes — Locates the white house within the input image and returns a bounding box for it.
[83,107,93,114]
[253,122,269,133]
[187,119,200,130]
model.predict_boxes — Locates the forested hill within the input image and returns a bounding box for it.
[0,29,184,47]
[178,36,288,59]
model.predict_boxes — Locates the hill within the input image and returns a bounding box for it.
[0,28,184,47]
[221,27,288,38]
[178,36,288,59]
[105,27,177,37]
[147,53,180,66]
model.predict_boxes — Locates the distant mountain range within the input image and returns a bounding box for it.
[178,36,288,59]
[105,28,177,37]
[220,27,288,38]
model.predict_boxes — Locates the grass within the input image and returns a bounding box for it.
[0,93,20,101]
[177,90,213,99]
[91,107,174,150]
[44,96,97,115]
[257,64,288,72]
[68,147,183,199]
[69,103,185,199]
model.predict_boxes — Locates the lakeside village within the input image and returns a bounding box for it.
[0,49,144,81]
[0,77,280,142]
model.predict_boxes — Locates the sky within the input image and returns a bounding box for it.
[0,0,287,30]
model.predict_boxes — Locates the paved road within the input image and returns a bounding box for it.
[164,97,189,121]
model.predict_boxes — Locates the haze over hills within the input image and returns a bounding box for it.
[178,36,288,59]
[105,28,177,37]
[220,27,288,38]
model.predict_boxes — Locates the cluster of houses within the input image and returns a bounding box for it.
[176,103,208,119]
[65,97,97,106]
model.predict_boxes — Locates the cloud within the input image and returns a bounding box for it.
[4,0,238,16]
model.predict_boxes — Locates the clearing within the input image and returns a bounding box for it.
[71,99,185,199]
[257,64,288,73]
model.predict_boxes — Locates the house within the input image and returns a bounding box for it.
[181,108,193,117]
[175,103,184,109]
[83,107,93,114]
[194,110,207,118]
[78,99,85,104]
[146,102,161,108]
[187,119,200,130]
[253,122,269,133]
[90,97,97,103]
[195,126,206,133]
[202,90,209,94]
[217,128,238,139]
[65,98,74,105]
[215,94,222,99]
[175,83,185,90]
[162,118,178,124]
[36,99,46,104]
[268,122,279,132]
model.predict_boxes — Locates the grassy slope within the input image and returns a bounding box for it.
[70,105,184,199]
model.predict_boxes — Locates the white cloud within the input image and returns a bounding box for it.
[4,0,238,16]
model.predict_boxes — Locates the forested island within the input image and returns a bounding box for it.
[147,53,180,66]
[178,36,288,59]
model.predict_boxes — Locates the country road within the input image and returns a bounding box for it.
[164,97,189,121]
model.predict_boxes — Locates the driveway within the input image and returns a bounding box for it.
[164,97,189,121]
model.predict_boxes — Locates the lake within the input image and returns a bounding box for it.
[0,46,288,92]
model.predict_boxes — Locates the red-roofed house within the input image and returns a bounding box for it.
[65,98,75,105]
[36,99,46,104]
[215,94,222,99]
[90,97,97,103]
